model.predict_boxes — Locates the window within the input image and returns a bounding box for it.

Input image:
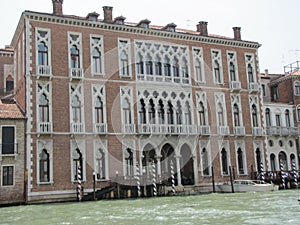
[275,114,281,126]
[94,96,104,124]
[91,36,104,75]
[173,57,179,77]
[217,103,224,126]
[120,51,130,76]
[38,42,48,66]
[198,102,206,126]
[193,47,204,82]
[73,148,83,181]
[212,50,223,84]
[252,104,258,127]
[229,62,236,81]
[167,101,174,124]
[136,53,144,75]
[201,148,210,176]
[265,108,271,126]
[6,76,14,92]
[2,166,14,186]
[70,45,80,68]
[145,55,153,75]
[155,57,162,75]
[158,100,165,124]
[72,95,82,123]
[139,99,146,124]
[270,153,276,171]
[148,99,155,124]
[118,39,131,78]
[237,148,244,174]
[39,149,50,182]
[39,93,49,123]
[213,60,221,83]
[298,106,300,122]
[92,48,102,74]
[233,104,240,127]
[122,98,132,124]
[164,57,171,76]
[176,101,182,125]
[96,149,106,179]
[271,85,279,101]
[261,84,266,96]
[184,102,192,125]
[247,64,254,83]
[221,148,228,175]
[245,54,256,83]
[294,82,300,95]
[285,109,291,127]
[125,148,134,177]
[1,126,15,154]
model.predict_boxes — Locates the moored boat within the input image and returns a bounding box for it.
[218,180,279,193]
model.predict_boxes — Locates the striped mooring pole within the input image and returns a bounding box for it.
[292,161,297,185]
[170,160,175,196]
[136,164,141,198]
[152,160,157,197]
[77,166,82,201]
[260,162,265,181]
[280,161,285,189]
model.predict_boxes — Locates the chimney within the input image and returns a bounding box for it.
[163,23,177,32]
[197,21,208,36]
[86,12,99,22]
[265,69,269,76]
[52,0,64,16]
[103,6,113,22]
[233,27,241,40]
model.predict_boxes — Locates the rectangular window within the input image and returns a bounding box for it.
[272,86,279,101]
[2,166,14,186]
[261,84,266,96]
[275,114,281,126]
[2,127,15,154]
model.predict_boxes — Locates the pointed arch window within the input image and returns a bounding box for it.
[92,47,102,74]
[173,57,179,77]
[154,56,162,75]
[265,108,271,126]
[217,103,225,126]
[96,149,106,180]
[148,99,155,124]
[185,102,192,125]
[252,104,258,127]
[39,149,50,182]
[176,101,182,125]
[167,101,174,124]
[139,99,146,124]
[73,148,83,181]
[221,148,228,175]
[39,93,49,123]
[195,58,203,82]
[198,101,206,126]
[72,95,81,123]
[145,54,153,75]
[229,62,236,81]
[70,45,80,68]
[95,96,104,124]
[285,109,291,127]
[38,42,48,66]
[247,64,254,83]
[233,104,240,127]
[120,51,130,76]
[213,60,221,83]
[237,148,244,174]
[181,57,189,79]
[122,98,132,124]
[202,148,209,176]
[158,100,165,124]
[164,57,171,76]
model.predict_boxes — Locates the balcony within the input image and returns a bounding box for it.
[230,81,241,91]
[252,127,263,136]
[136,74,190,85]
[37,65,52,78]
[69,68,84,80]
[37,122,52,134]
[198,125,211,136]
[234,126,245,136]
[95,123,107,134]
[71,122,84,133]
[248,82,259,93]
[138,124,197,135]
[218,126,230,135]
[266,126,298,136]
[123,124,135,134]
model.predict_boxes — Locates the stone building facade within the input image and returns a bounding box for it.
[8,0,265,202]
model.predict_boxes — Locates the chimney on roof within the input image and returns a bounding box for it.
[103,6,113,22]
[233,27,241,40]
[86,12,99,21]
[265,69,269,76]
[197,21,208,36]
[52,0,64,16]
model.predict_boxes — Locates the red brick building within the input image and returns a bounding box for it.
[0,47,14,97]
[8,0,265,202]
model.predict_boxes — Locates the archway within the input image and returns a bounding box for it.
[180,144,195,185]
[160,143,176,183]
[278,151,287,171]
[142,143,156,177]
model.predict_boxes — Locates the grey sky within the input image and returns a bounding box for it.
[0,0,299,74]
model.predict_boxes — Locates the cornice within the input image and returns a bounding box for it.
[269,74,300,86]
[23,11,261,49]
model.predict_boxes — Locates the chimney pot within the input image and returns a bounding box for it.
[233,27,241,40]
[103,6,113,22]
[52,0,64,16]
[197,21,208,36]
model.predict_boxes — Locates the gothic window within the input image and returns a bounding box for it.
[252,104,258,127]
[221,148,229,175]
[139,99,146,124]
[173,57,179,77]
[270,153,276,171]
[154,56,162,75]
[122,98,132,124]
[198,102,206,126]
[94,96,104,124]
[247,64,254,83]
[167,101,174,124]
[285,109,291,127]
[195,59,203,82]
[158,100,165,124]
[265,108,271,126]
[39,93,49,123]
[233,104,240,127]
[213,60,221,83]
[245,54,256,84]
[201,148,209,176]
[38,42,48,66]
[185,102,192,125]
[39,149,50,182]
[148,99,155,124]
[229,62,236,81]
[96,149,106,180]
[217,103,224,126]
[70,45,80,68]
[92,48,102,74]
[193,47,204,82]
[176,101,182,125]
[145,54,153,75]
[181,57,189,79]
[73,148,83,181]
[120,51,130,76]
[164,57,171,76]
[72,95,82,123]
[91,36,104,75]
[118,39,131,77]
[294,81,300,95]
[136,53,144,74]
[237,148,244,174]
[125,148,134,177]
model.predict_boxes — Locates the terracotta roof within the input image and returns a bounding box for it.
[0,100,24,119]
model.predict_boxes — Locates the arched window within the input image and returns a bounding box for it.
[94,96,104,124]
[71,95,81,123]
[163,57,171,76]
[247,64,254,83]
[96,149,106,179]
[195,58,203,82]
[294,81,300,95]
[278,151,287,171]
[92,47,102,74]
[221,148,229,175]
[198,102,206,126]
[285,109,291,127]
[120,50,129,76]
[290,154,296,170]
[237,148,244,174]
[158,100,165,124]
[172,57,179,77]
[176,101,182,125]
[145,54,153,75]
[148,99,155,124]
[255,148,262,172]
[270,153,276,171]
[39,93,49,123]
[252,104,258,127]
[217,103,224,126]
[122,98,132,124]
[70,45,80,68]
[154,55,162,75]
[139,99,146,124]
[233,104,240,127]
[265,108,271,126]
[125,148,134,177]
[229,62,236,81]
[202,148,209,176]
[167,101,174,124]
[181,57,189,79]
[73,148,83,181]
[38,42,48,66]
[213,60,221,83]
[39,149,50,182]
[185,102,192,125]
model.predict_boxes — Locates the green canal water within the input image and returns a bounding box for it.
[0,190,300,225]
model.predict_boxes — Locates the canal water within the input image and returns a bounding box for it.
[0,190,300,225]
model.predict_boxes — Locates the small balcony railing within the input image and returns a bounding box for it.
[37,122,52,134]
[230,81,241,91]
[136,74,190,85]
[71,122,84,133]
[234,126,245,136]
[37,65,52,78]
[248,82,259,92]
[198,125,211,135]
[267,126,299,136]
[252,127,263,136]
[218,126,229,135]
[69,68,84,79]
[95,123,107,134]
[123,124,135,134]
[138,124,197,135]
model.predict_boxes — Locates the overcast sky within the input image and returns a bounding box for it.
[0,0,299,74]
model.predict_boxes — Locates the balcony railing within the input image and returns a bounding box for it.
[69,68,84,79]
[37,122,52,134]
[123,124,135,134]
[1,143,18,155]
[198,125,211,135]
[234,126,245,136]
[138,124,197,135]
[248,82,259,92]
[230,81,241,91]
[266,126,298,136]
[136,74,190,85]
[71,122,84,133]
[95,123,107,134]
[37,65,52,78]
[218,126,230,135]
[252,127,263,136]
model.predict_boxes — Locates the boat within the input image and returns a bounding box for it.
[218,180,279,193]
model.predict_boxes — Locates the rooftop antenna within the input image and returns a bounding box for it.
[186,19,194,29]
[288,49,300,62]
